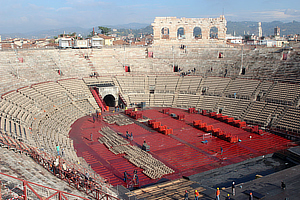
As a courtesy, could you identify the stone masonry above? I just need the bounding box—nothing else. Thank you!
[151,16,227,46]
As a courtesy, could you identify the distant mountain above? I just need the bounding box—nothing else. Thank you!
[0,27,91,39]
[105,23,150,30]
[1,21,299,39]
[0,23,150,39]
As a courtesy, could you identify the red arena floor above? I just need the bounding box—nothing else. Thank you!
[69,107,295,187]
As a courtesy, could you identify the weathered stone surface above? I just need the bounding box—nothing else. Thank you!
[151,16,227,46]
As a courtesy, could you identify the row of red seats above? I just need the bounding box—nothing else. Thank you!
[161,108,185,120]
[125,109,143,120]
[198,109,265,135]
[148,120,173,135]
[193,119,239,143]
[244,125,264,135]
[205,111,264,135]
[207,112,247,128]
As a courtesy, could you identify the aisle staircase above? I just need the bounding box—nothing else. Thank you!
[90,87,107,111]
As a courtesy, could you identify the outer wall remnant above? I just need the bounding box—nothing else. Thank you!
[151,16,227,46]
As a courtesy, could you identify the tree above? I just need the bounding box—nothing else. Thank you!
[87,31,94,38]
[98,26,111,35]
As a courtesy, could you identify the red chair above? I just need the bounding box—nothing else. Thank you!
[238,121,246,128]
[158,125,167,132]
[199,123,207,129]
[188,108,196,113]
[162,108,170,114]
[135,112,143,120]
[221,115,228,121]
[193,120,202,126]
[152,121,161,129]
[163,129,173,135]
[209,112,216,117]
[215,113,223,119]
[233,120,241,125]
[226,117,234,123]
[204,125,213,132]
[148,119,156,125]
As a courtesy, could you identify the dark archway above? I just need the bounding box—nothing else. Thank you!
[103,94,116,107]
[177,27,185,39]
[193,27,202,39]
[210,27,218,39]
[161,27,169,39]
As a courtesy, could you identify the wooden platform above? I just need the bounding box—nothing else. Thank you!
[126,178,205,200]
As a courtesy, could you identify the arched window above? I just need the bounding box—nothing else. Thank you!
[177,27,185,39]
[193,27,202,39]
[161,27,169,39]
[210,27,218,39]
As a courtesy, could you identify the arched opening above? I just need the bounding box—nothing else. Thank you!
[161,27,169,39]
[193,27,202,39]
[210,27,218,39]
[177,27,185,39]
[103,94,116,107]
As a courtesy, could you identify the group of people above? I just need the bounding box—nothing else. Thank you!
[125,131,133,141]
[180,68,197,77]
[32,149,101,193]
[56,144,64,157]
[124,169,139,186]
[183,181,258,200]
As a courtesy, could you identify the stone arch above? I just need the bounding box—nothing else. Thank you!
[161,27,170,39]
[103,94,116,107]
[177,27,185,39]
[193,27,202,39]
[210,26,218,39]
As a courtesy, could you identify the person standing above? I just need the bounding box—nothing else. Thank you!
[281,181,286,190]
[90,133,93,141]
[194,190,199,200]
[135,174,139,185]
[133,170,139,185]
[56,144,60,156]
[216,188,220,200]
[220,147,223,155]
[184,190,188,200]
[249,192,253,200]
[124,171,128,183]
[232,182,235,196]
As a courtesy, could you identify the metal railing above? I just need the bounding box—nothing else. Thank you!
[0,132,120,200]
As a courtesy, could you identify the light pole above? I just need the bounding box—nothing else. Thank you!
[123,45,126,68]
[172,46,175,71]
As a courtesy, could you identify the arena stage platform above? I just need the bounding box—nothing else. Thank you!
[69,107,295,188]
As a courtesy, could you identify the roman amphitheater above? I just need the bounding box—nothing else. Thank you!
[0,17,300,200]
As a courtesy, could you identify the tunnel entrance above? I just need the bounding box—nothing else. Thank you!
[103,94,116,107]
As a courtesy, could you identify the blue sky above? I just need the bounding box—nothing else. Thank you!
[0,0,299,33]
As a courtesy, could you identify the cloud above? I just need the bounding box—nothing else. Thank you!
[56,7,73,12]
[226,9,300,22]
[20,16,29,22]
[284,9,300,16]
[66,0,108,7]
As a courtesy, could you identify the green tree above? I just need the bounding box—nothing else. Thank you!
[98,26,111,35]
